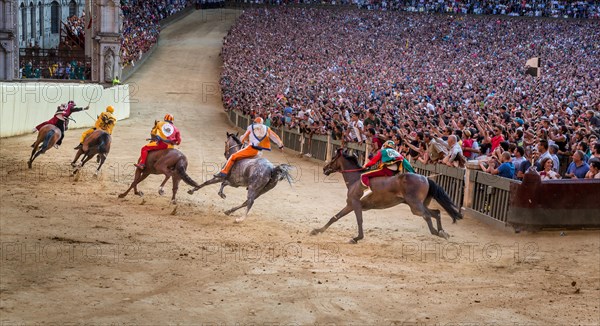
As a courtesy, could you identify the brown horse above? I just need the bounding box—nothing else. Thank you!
[311,149,462,243]
[71,130,111,176]
[28,125,61,169]
[118,149,200,204]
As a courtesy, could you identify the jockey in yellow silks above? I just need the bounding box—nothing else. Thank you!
[214,117,284,178]
[74,106,117,150]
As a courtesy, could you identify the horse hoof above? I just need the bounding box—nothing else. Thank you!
[439,230,450,240]
[118,194,126,199]
[218,192,226,199]
[70,162,77,168]
[27,162,32,169]
[348,239,358,244]
[159,189,165,196]
[136,191,144,197]
[224,210,233,216]
[310,229,320,236]
[187,189,195,195]
[170,200,177,205]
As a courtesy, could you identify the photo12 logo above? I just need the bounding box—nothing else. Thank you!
[398,241,540,263]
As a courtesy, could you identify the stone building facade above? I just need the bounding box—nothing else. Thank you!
[16,0,85,49]
[1,0,121,81]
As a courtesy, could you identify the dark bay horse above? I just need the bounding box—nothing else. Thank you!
[28,125,61,169]
[188,132,292,222]
[119,149,201,204]
[311,149,462,243]
[71,130,111,177]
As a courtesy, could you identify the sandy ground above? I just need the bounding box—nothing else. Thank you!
[1,9,599,326]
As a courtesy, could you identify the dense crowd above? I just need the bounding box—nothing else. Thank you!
[220,8,600,180]
[120,0,192,67]
[360,0,600,19]
[234,0,600,19]
[65,13,86,37]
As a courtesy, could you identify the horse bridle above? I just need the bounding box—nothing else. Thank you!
[224,138,242,157]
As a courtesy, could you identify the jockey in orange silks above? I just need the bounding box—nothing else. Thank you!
[214,117,284,178]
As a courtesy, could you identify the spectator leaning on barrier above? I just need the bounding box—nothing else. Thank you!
[565,150,590,179]
[484,152,515,179]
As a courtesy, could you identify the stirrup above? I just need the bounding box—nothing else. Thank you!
[74,144,82,150]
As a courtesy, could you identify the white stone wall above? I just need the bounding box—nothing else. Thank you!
[17,0,85,49]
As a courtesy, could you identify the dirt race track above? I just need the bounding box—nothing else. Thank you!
[1,9,599,326]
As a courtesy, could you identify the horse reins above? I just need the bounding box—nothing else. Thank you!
[340,168,365,173]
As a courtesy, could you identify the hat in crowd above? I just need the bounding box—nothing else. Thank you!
[515,118,524,125]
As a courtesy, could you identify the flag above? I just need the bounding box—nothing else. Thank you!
[525,57,541,77]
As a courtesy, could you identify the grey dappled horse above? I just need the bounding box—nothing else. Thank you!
[188,132,292,222]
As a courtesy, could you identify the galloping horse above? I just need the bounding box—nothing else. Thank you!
[119,149,200,204]
[71,130,111,176]
[28,125,61,169]
[311,149,462,243]
[188,132,292,222]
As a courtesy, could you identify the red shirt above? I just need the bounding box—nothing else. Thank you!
[491,135,504,151]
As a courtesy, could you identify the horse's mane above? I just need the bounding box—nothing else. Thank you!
[342,152,360,167]
[228,133,242,146]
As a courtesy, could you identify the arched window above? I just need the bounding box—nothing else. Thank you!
[21,2,27,42]
[30,2,36,39]
[39,2,43,36]
[50,1,59,34]
[69,0,77,17]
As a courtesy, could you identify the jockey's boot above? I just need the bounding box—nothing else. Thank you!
[32,128,38,133]
[214,172,227,179]
[359,183,371,198]
[134,163,145,170]
[74,143,83,150]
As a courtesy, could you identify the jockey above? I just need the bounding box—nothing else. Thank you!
[360,140,404,189]
[74,106,117,150]
[214,117,284,178]
[134,114,181,170]
[33,100,89,148]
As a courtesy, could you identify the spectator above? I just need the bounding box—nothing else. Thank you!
[539,158,561,180]
[484,152,515,179]
[585,160,600,179]
[565,150,590,179]
[439,135,464,167]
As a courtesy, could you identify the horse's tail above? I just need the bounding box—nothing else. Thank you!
[97,132,110,154]
[274,164,293,186]
[175,159,201,188]
[427,178,463,223]
[41,129,55,152]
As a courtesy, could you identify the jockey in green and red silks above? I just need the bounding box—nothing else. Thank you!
[360,140,404,189]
